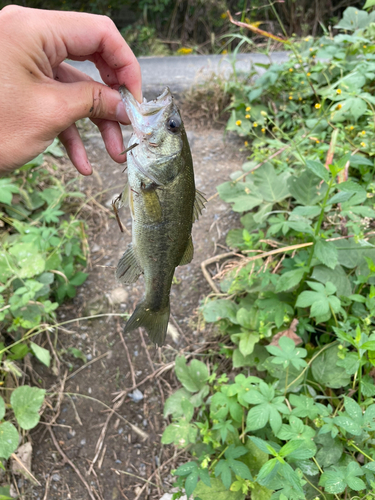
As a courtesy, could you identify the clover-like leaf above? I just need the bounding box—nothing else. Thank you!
[266,336,307,370]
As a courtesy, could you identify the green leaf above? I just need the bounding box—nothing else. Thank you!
[252,163,290,203]
[30,342,50,367]
[10,386,46,430]
[314,240,338,270]
[311,346,352,389]
[315,434,343,468]
[335,7,372,30]
[175,356,209,393]
[238,331,259,357]
[202,299,239,323]
[161,418,197,447]
[0,486,13,500]
[364,0,375,9]
[275,268,305,293]
[288,170,328,206]
[266,336,307,370]
[305,160,330,183]
[0,179,19,205]
[9,243,45,279]
[194,477,245,500]
[69,272,88,286]
[319,468,346,494]
[164,388,195,418]
[311,265,352,297]
[217,180,263,212]
[246,404,269,431]
[0,422,19,459]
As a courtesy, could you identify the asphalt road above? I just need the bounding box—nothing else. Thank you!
[68,52,289,98]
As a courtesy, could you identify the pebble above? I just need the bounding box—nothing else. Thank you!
[80,439,86,446]
[129,389,143,403]
[67,429,76,439]
[52,473,61,482]
[118,428,123,434]
[86,354,92,361]
[143,419,148,427]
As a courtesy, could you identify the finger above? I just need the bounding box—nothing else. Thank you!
[91,118,126,164]
[58,123,92,176]
[49,78,130,129]
[68,53,119,87]
[41,10,142,101]
[54,61,93,84]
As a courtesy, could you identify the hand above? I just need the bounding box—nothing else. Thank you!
[0,6,142,175]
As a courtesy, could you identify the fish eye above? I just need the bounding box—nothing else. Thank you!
[166,116,181,133]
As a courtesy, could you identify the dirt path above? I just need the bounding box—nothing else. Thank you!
[29,120,245,500]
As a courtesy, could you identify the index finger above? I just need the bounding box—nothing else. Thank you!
[41,9,142,101]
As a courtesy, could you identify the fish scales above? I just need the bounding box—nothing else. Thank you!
[116,86,205,345]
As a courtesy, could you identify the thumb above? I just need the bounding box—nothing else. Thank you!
[51,80,129,131]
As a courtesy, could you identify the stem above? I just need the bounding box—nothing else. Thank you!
[357,361,362,404]
[284,365,289,396]
[303,475,327,500]
[347,441,374,462]
[296,175,335,297]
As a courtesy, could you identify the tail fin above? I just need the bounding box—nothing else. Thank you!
[124,301,170,346]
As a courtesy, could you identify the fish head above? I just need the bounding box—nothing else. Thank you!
[119,86,184,162]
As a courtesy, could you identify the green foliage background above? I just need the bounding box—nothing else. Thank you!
[161,5,375,500]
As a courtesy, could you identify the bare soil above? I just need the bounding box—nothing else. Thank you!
[25,120,245,500]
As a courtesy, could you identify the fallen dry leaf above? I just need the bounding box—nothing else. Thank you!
[270,319,302,346]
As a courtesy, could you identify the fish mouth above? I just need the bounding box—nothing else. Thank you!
[119,86,173,138]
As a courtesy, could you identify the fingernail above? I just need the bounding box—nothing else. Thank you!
[116,101,129,124]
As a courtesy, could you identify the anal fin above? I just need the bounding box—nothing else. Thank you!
[193,189,207,222]
[116,244,143,284]
[179,236,194,266]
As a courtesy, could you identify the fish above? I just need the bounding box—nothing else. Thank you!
[116,86,206,346]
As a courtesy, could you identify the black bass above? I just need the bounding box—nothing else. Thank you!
[116,86,205,345]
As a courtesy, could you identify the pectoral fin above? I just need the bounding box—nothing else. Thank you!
[179,236,194,266]
[193,189,207,222]
[142,189,162,223]
[116,244,143,284]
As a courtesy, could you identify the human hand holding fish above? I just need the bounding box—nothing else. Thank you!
[0,5,141,175]
[115,86,206,346]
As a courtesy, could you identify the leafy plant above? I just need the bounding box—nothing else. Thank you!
[161,6,375,500]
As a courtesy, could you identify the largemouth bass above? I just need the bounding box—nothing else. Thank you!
[116,86,205,345]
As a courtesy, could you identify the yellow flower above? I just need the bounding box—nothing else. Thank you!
[245,114,251,119]
[289,68,294,72]
[249,21,262,28]
[236,120,242,126]
[299,97,302,101]
[244,141,248,146]
[315,103,321,109]
[312,55,316,58]
[336,104,342,109]
[261,128,266,133]
[177,47,193,55]
[363,45,367,48]
[362,130,366,135]
[307,72,311,76]
[350,126,354,130]
[316,140,320,144]
[301,81,305,84]
[221,49,228,55]
[336,88,342,94]
[253,122,258,127]
[309,48,313,52]
[221,12,227,19]
[361,142,366,147]
[304,37,310,42]
[260,111,267,116]
[320,43,324,47]
[246,106,251,111]
[289,96,293,100]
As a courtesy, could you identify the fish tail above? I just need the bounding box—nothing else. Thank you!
[124,301,170,346]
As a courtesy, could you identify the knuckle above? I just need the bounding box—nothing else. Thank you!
[1,4,23,18]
